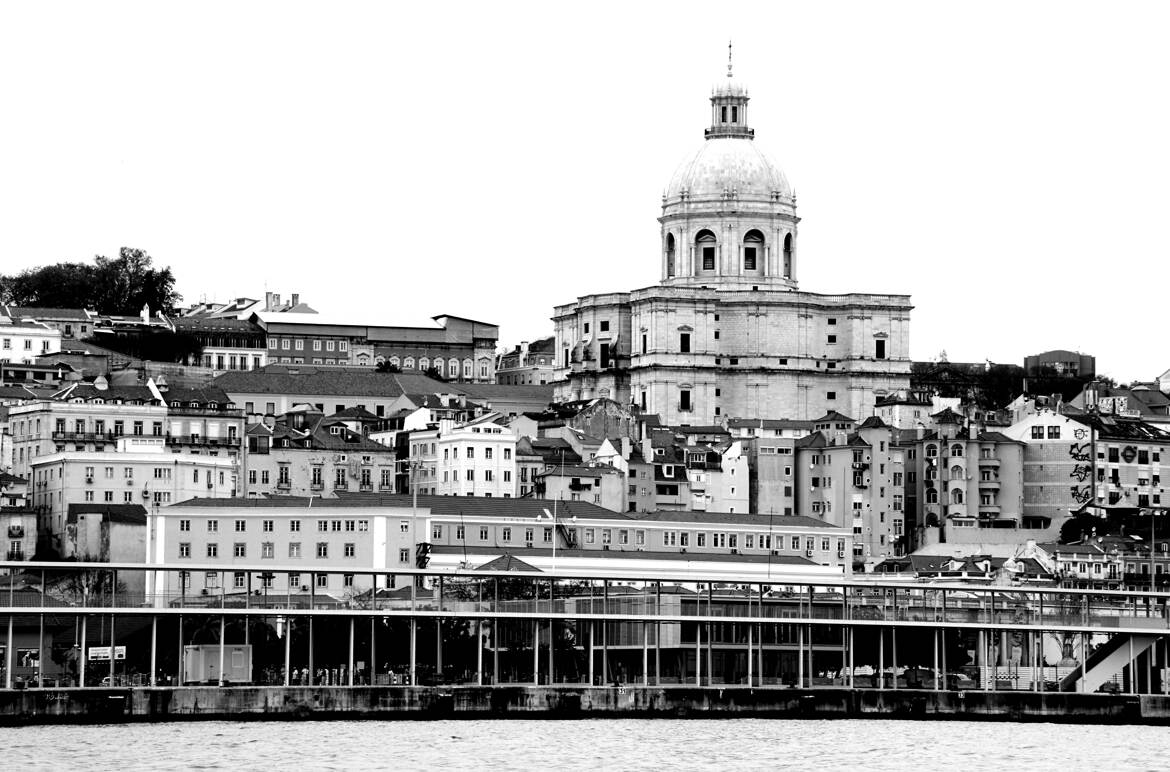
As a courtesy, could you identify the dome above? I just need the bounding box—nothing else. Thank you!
[664,137,791,202]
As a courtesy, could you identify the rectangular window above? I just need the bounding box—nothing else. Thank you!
[875,339,886,359]
[316,542,329,558]
[233,543,246,558]
[207,543,219,558]
[262,542,274,559]
[1047,426,1061,439]
[344,543,355,558]
[702,246,715,270]
[179,543,191,558]
[289,542,302,558]
[679,333,690,353]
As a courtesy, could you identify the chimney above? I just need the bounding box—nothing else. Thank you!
[621,436,631,459]
[291,293,300,308]
[264,291,275,311]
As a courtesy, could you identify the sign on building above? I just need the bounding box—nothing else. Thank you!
[88,646,126,661]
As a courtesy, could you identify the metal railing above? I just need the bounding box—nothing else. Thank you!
[1,560,1168,635]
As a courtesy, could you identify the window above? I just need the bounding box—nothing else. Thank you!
[289,542,302,558]
[316,574,329,588]
[875,339,886,359]
[233,543,246,558]
[344,543,355,558]
[179,543,191,558]
[827,391,836,400]
[827,335,837,344]
[179,519,191,532]
[316,543,329,558]
[207,520,219,533]
[679,389,691,412]
[262,542,274,559]
[1047,426,1061,440]
[1031,426,1045,439]
[679,333,690,353]
[235,519,246,532]
[207,543,218,558]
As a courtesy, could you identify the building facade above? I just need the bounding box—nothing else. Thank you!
[553,64,912,424]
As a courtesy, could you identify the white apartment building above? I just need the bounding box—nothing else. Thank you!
[0,317,61,364]
[410,414,518,498]
[31,436,236,550]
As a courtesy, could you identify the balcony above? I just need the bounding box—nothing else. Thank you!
[851,462,870,471]
[165,434,241,449]
[167,406,245,419]
[978,478,1001,490]
[5,550,24,561]
[334,482,349,492]
[568,481,593,492]
[978,456,1000,467]
[50,431,115,443]
[310,482,324,491]
[978,503,1001,514]
[276,480,292,491]
[7,526,24,539]
[359,483,374,492]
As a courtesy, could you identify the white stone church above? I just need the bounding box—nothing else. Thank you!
[553,61,912,424]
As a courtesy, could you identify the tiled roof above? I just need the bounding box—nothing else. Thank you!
[162,386,234,406]
[475,554,541,572]
[812,410,855,424]
[3,306,90,320]
[857,416,887,429]
[214,366,461,398]
[726,418,815,430]
[0,472,28,486]
[52,383,160,403]
[66,503,147,525]
[631,511,841,529]
[460,384,554,401]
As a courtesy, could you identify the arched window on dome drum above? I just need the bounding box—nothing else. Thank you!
[743,230,764,272]
[783,233,793,278]
[666,233,676,277]
[696,230,717,272]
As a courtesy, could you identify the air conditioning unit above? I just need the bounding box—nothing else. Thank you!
[838,550,846,558]
[126,479,134,486]
[805,549,814,557]
[85,477,93,484]
[300,585,309,591]
[207,482,213,489]
[771,550,779,556]
[730,548,739,555]
[680,547,687,554]
[603,545,610,550]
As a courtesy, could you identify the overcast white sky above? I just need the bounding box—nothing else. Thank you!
[2,2,1167,382]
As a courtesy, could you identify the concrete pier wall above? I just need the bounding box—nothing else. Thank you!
[0,686,1165,726]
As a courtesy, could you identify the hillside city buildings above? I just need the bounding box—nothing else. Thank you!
[1,59,1167,600]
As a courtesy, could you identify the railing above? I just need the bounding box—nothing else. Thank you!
[166,407,245,418]
[1,560,1169,636]
[165,434,241,448]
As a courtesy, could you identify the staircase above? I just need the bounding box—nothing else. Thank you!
[1059,633,1158,692]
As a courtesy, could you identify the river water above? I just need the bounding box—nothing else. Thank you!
[1,718,1165,771]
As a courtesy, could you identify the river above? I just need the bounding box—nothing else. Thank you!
[1,718,1164,770]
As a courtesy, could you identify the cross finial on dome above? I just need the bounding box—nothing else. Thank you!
[728,40,734,79]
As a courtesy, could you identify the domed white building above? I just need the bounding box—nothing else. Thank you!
[553,62,912,424]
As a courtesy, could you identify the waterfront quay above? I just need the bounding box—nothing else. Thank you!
[2,560,1170,724]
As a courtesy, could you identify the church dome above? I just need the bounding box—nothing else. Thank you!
[664,138,791,203]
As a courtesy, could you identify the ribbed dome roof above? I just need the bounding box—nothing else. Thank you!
[665,137,791,202]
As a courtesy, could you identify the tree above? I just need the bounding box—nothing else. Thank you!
[0,247,181,315]
[375,361,402,373]
[423,366,447,382]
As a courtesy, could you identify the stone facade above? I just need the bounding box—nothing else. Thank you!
[554,64,911,423]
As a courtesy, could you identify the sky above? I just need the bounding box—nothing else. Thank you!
[2,1,1168,383]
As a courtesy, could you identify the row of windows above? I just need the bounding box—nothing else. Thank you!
[83,490,171,503]
[436,446,512,461]
[269,337,350,352]
[177,518,370,533]
[431,524,845,554]
[178,542,359,559]
[1,338,51,351]
[177,571,358,591]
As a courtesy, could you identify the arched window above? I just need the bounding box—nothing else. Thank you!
[925,444,938,458]
[665,233,676,277]
[448,360,459,378]
[389,356,400,368]
[743,229,764,272]
[926,489,938,504]
[404,357,415,370]
[950,465,963,481]
[696,230,717,271]
[783,233,793,277]
[950,443,964,457]
[418,357,429,371]
[951,489,964,505]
